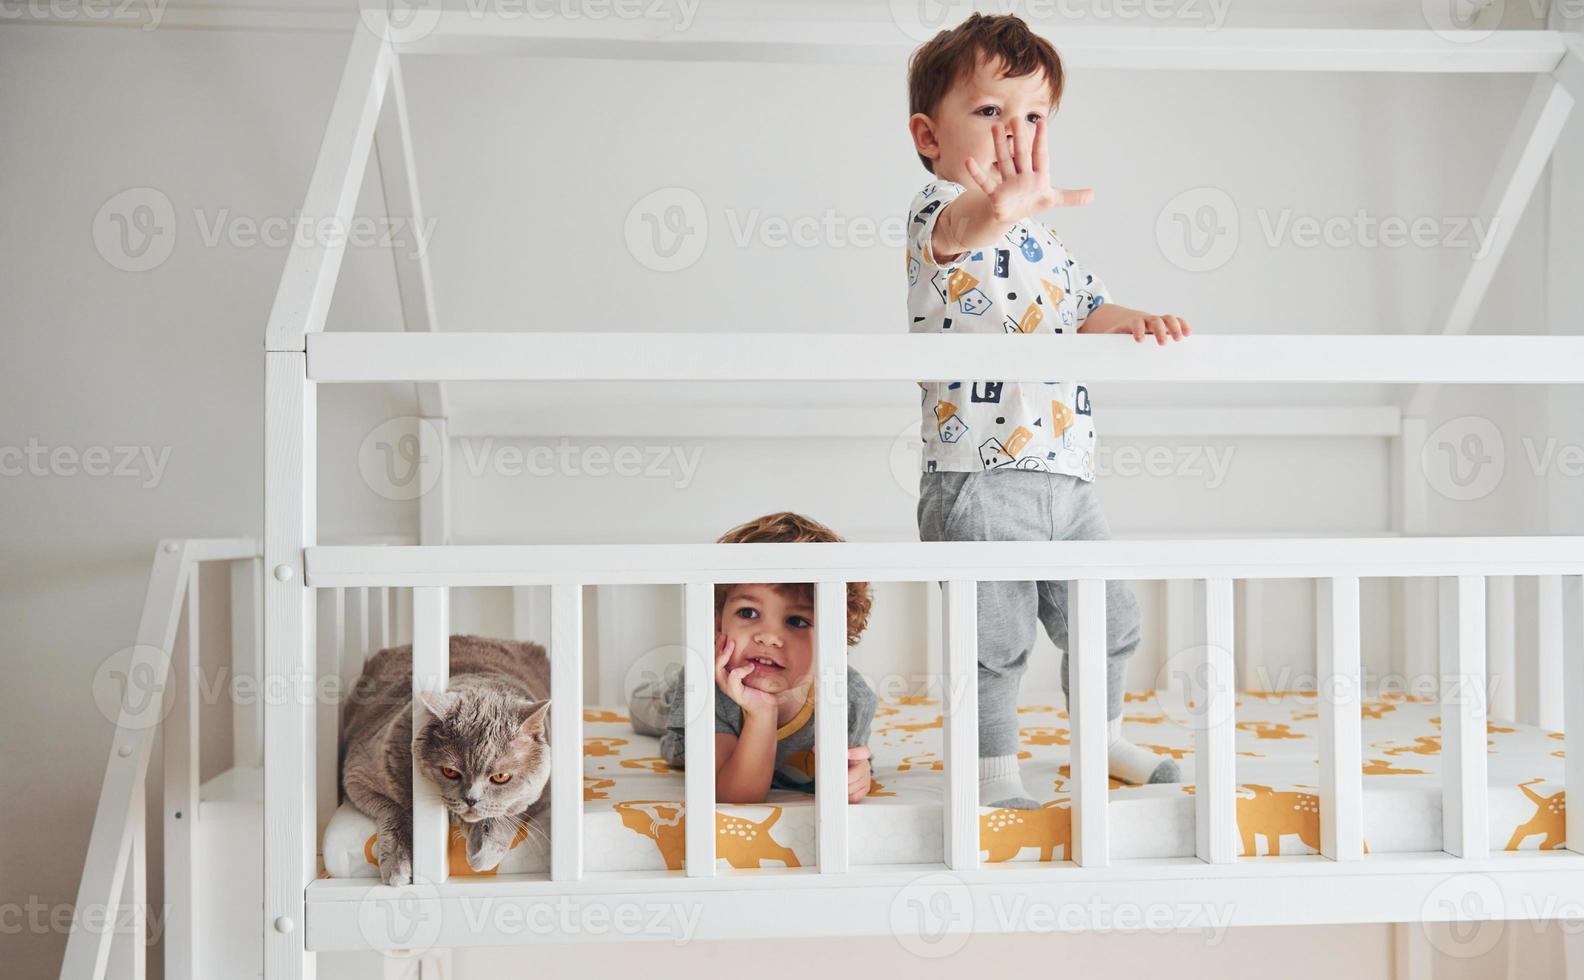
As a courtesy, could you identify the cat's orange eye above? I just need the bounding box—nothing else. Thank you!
[489,772,511,785]
[440,767,461,779]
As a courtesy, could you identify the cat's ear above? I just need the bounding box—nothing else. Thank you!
[520,700,551,744]
[418,690,458,720]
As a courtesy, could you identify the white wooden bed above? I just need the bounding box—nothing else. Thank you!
[61,4,1584,978]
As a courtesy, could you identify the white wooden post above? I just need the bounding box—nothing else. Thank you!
[683,582,716,876]
[412,587,450,883]
[370,586,391,653]
[1487,574,1517,723]
[923,580,943,688]
[230,557,264,768]
[1540,575,1565,731]
[814,581,849,873]
[1237,578,1260,690]
[1404,578,1438,701]
[263,352,317,980]
[1069,578,1109,867]
[512,586,549,644]
[1317,576,1364,861]
[942,579,979,870]
[1440,575,1489,858]
[419,418,450,546]
[1196,578,1237,863]
[593,585,670,705]
[392,587,412,646]
[550,584,583,881]
[342,586,369,698]
[162,572,199,980]
[1564,575,1584,856]
[316,588,344,837]
[1163,578,1197,705]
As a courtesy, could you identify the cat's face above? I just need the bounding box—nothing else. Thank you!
[414,692,551,823]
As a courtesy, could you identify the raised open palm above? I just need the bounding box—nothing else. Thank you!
[964,116,1092,224]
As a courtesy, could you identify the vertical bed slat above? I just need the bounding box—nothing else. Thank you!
[1487,575,1517,723]
[314,588,344,837]
[1440,575,1489,858]
[942,579,979,870]
[923,580,943,686]
[1196,577,1237,863]
[393,588,406,647]
[343,586,369,680]
[1317,576,1364,861]
[392,587,412,646]
[1539,575,1565,731]
[418,417,451,543]
[340,583,369,761]
[1163,579,1197,704]
[412,586,450,883]
[550,584,584,881]
[1563,575,1584,856]
[230,557,264,768]
[683,582,716,877]
[1069,578,1108,866]
[370,586,391,653]
[163,572,199,980]
[815,581,849,873]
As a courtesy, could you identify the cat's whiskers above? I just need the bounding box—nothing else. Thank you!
[507,810,551,851]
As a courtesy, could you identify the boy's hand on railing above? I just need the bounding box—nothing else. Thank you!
[715,632,780,721]
[1077,302,1192,345]
[847,745,873,803]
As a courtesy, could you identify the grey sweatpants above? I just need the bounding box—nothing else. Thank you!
[918,468,1142,757]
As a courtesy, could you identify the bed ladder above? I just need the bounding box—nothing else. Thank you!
[60,538,261,980]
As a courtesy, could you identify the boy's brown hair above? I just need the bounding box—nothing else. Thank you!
[907,13,1066,174]
[714,511,873,647]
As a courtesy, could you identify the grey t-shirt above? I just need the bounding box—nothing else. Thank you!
[656,666,877,793]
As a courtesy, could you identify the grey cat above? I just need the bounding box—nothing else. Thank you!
[341,634,553,885]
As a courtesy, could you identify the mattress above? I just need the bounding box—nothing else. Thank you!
[320,690,1567,877]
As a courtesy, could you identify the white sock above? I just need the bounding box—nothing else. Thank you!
[1108,714,1180,785]
[979,754,1040,809]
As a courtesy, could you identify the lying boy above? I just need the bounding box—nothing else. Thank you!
[629,511,878,803]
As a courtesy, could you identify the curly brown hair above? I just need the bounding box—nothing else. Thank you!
[906,13,1065,174]
[713,511,873,647]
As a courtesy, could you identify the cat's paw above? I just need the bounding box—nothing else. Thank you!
[377,834,413,886]
[466,819,512,872]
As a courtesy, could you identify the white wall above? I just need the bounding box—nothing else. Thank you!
[2,0,1578,977]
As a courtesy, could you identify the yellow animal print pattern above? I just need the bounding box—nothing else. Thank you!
[982,803,1071,862]
[333,688,1566,879]
[611,801,801,871]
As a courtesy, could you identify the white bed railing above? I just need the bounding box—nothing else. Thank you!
[296,540,1584,953]
[304,332,1584,384]
[57,542,1584,965]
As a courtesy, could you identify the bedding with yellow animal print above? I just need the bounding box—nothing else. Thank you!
[317,690,1564,876]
